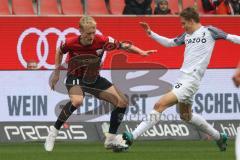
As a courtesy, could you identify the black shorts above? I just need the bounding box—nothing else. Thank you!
[65,75,113,97]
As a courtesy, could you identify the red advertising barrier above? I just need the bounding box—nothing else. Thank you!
[0,16,239,70]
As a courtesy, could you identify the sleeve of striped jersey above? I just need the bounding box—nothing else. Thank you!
[107,36,120,47]
[226,34,240,44]
[150,31,184,47]
[100,35,118,44]
[102,35,121,49]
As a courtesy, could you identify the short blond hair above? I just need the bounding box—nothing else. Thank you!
[79,16,97,30]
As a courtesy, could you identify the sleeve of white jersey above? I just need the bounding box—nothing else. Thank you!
[149,31,185,47]
[226,34,240,44]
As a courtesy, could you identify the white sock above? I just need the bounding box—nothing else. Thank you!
[236,127,240,160]
[132,110,161,139]
[189,113,220,140]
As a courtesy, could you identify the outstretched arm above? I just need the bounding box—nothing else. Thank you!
[51,48,63,90]
[139,22,183,47]
[120,42,157,56]
[150,31,179,47]
[207,27,240,87]
[226,34,240,44]
[208,26,240,44]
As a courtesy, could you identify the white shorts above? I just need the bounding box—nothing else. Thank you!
[172,72,201,105]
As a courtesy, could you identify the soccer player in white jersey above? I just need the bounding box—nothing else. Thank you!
[122,7,240,151]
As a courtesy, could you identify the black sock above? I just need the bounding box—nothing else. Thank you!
[54,101,77,130]
[109,107,126,134]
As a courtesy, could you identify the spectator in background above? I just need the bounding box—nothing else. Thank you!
[214,0,232,14]
[105,0,113,14]
[201,0,216,13]
[27,60,38,70]
[229,0,240,14]
[201,0,240,15]
[123,0,152,15]
[154,0,171,15]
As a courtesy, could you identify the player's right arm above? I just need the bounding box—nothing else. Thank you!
[51,43,68,90]
[139,22,185,47]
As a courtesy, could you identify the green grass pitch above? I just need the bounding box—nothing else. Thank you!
[0,140,235,160]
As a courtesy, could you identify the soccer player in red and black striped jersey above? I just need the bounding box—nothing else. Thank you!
[44,16,156,152]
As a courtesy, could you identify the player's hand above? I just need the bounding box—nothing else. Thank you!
[51,72,60,90]
[139,22,151,35]
[140,50,157,56]
[232,68,240,88]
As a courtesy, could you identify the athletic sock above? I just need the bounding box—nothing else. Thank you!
[108,107,126,134]
[54,101,77,130]
[188,113,220,140]
[132,110,160,139]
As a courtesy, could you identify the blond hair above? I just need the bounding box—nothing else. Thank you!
[79,16,97,30]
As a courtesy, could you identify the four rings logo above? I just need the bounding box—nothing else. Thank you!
[17,27,102,69]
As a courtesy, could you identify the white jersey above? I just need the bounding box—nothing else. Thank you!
[150,25,240,80]
[180,26,214,75]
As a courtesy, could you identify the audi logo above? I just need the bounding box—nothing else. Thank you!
[17,27,103,69]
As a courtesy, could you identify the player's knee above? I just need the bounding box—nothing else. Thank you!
[70,96,83,107]
[71,100,82,108]
[154,101,166,112]
[117,98,129,108]
[180,113,192,122]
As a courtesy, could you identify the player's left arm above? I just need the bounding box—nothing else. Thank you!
[120,42,157,56]
[208,27,240,87]
[103,36,157,56]
[226,34,240,44]
[208,26,240,44]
